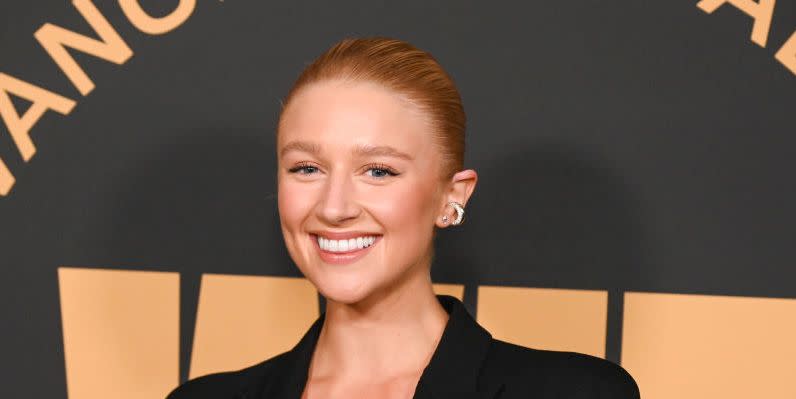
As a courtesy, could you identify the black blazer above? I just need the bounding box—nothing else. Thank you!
[167,295,640,398]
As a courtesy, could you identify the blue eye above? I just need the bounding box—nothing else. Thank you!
[365,164,399,178]
[288,164,319,174]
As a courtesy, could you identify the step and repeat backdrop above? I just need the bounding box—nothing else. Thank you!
[1,1,795,398]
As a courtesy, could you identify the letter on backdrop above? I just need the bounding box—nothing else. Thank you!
[0,73,76,161]
[697,0,776,47]
[0,158,14,196]
[119,0,196,35]
[774,31,796,75]
[35,0,133,96]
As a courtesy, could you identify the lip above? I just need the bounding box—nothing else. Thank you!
[310,232,382,265]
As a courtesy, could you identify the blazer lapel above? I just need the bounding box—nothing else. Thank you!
[412,295,505,399]
[245,314,325,399]
[240,295,505,399]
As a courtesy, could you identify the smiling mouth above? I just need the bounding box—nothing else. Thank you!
[315,234,379,252]
[310,233,382,264]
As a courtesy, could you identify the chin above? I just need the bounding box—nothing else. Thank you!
[314,277,376,305]
[313,266,419,308]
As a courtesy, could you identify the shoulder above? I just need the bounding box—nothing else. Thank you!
[165,352,289,399]
[482,339,640,398]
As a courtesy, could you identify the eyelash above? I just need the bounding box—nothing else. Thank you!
[365,163,400,178]
[287,162,400,178]
[287,162,320,175]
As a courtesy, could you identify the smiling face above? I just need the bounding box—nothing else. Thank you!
[277,80,447,304]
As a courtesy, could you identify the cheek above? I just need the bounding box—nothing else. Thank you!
[277,179,316,233]
[365,178,438,240]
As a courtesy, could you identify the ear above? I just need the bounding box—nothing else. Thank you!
[436,169,478,228]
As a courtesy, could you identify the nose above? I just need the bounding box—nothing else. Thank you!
[316,170,361,225]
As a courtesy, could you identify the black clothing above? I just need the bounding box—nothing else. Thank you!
[167,295,639,398]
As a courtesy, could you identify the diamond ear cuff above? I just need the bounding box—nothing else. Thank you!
[446,201,465,226]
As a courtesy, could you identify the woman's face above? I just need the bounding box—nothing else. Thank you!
[277,80,447,304]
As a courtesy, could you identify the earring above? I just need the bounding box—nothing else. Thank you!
[447,201,465,226]
[441,215,449,224]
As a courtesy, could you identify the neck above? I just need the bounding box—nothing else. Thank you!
[308,266,449,381]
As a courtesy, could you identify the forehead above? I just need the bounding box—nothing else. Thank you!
[278,80,434,155]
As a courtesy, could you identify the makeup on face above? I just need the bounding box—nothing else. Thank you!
[276,81,442,303]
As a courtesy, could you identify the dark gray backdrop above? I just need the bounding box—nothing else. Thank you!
[1,1,794,397]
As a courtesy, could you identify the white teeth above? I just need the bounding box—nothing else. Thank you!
[317,235,378,252]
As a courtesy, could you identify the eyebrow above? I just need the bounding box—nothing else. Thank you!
[279,141,321,158]
[353,144,414,160]
[280,140,414,160]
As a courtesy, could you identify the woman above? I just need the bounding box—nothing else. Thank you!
[168,37,639,399]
